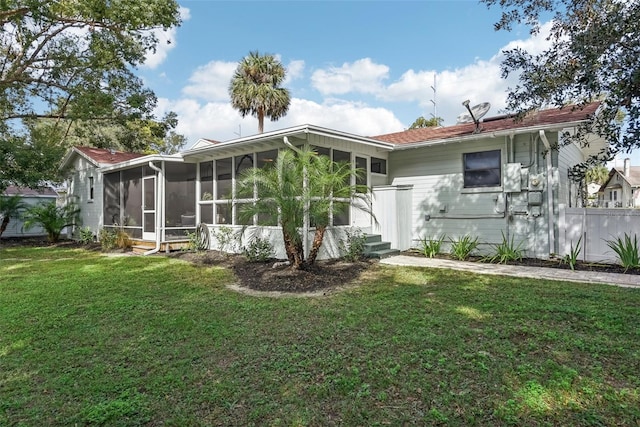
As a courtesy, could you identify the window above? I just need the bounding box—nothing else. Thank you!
[88,176,94,201]
[371,157,387,174]
[355,157,367,192]
[463,150,501,188]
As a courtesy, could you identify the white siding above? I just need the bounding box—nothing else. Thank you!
[67,156,102,238]
[387,134,556,258]
[2,195,58,237]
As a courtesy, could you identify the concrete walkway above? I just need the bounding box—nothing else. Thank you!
[379,255,640,289]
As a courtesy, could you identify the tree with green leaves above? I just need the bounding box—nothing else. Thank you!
[409,116,444,129]
[481,0,639,173]
[585,165,610,185]
[236,146,373,269]
[0,194,26,239]
[229,51,291,134]
[22,200,80,243]
[0,0,182,191]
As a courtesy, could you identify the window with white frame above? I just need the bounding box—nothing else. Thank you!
[463,150,501,188]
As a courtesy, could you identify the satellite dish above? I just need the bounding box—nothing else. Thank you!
[456,101,491,124]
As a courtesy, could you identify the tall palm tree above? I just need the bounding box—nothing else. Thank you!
[0,195,26,239]
[236,146,373,269]
[229,51,291,134]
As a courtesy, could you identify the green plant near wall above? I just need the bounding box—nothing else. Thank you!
[22,201,80,243]
[605,233,640,272]
[419,235,446,258]
[338,228,367,262]
[486,231,524,264]
[562,236,582,271]
[449,235,479,261]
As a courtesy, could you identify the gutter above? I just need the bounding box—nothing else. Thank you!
[144,161,163,256]
[538,130,555,257]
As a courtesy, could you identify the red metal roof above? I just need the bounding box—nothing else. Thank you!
[371,103,601,145]
[74,146,145,165]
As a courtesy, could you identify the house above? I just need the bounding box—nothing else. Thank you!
[64,103,605,260]
[60,147,147,238]
[597,159,640,208]
[1,185,59,238]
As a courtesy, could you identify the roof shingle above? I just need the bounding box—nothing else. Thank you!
[371,103,601,145]
[75,146,145,165]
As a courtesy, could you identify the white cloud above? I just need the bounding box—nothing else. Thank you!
[285,60,305,84]
[142,6,190,69]
[311,58,389,96]
[157,96,404,147]
[181,60,237,101]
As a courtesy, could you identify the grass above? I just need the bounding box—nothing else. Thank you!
[1,246,640,426]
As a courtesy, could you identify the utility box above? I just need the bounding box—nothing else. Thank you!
[504,163,522,192]
[528,173,544,191]
[528,191,543,206]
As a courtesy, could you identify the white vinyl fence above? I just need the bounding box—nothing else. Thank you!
[560,207,640,264]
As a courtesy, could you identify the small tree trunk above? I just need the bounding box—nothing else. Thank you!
[0,217,9,238]
[306,226,326,266]
[283,230,304,269]
[258,109,264,134]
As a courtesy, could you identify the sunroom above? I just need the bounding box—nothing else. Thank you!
[181,125,394,259]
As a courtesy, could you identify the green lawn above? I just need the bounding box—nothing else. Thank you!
[1,246,639,426]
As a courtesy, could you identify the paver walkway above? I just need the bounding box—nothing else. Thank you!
[380,255,640,289]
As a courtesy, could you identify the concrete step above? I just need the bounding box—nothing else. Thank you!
[367,248,401,259]
[364,233,382,244]
[364,241,391,253]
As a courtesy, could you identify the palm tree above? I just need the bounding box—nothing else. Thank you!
[236,146,373,269]
[229,51,291,134]
[22,201,80,243]
[0,195,26,239]
[585,165,610,185]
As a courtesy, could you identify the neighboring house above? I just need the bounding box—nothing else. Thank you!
[64,103,606,260]
[597,159,640,208]
[61,147,146,238]
[1,185,58,238]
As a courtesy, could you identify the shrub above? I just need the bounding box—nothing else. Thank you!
[78,227,95,245]
[486,231,523,264]
[339,228,367,262]
[562,236,582,271]
[419,235,445,258]
[243,236,274,262]
[99,228,117,251]
[22,201,80,243]
[605,233,639,272]
[99,227,131,251]
[212,225,236,255]
[450,235,479,261]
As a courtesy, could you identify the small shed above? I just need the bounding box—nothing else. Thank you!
[1,186,59,238]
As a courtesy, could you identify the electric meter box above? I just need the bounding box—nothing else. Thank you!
[528,174,544,191]
[528,191,543,206]
[504,163,522,192]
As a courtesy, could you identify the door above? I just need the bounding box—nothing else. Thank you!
[143,176,156,240]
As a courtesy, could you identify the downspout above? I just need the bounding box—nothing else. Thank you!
[538,130,555,256]
[144,161,163,256]
[283,136,309,258]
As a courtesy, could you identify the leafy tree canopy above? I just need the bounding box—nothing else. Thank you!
[0,0,183,191]
[229,51,291,134]
[409,116,443,129]
[481,0,639,171]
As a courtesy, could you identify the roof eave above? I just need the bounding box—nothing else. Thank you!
[98,154,183,173]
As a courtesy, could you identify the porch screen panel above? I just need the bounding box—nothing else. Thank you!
[165,163,196,228]
[122,168,142,228]
[200,161,213,200]
[235,154,254,198]
[355,156,367,191]
[333,201,350,226]
[103,172,120,225]
[216,158,232,199]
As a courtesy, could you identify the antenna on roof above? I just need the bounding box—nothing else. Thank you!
[430,74,437,121]
[456,100,491,133]
[234,125,241,138]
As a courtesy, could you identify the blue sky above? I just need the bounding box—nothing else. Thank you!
[137,0,638,166]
